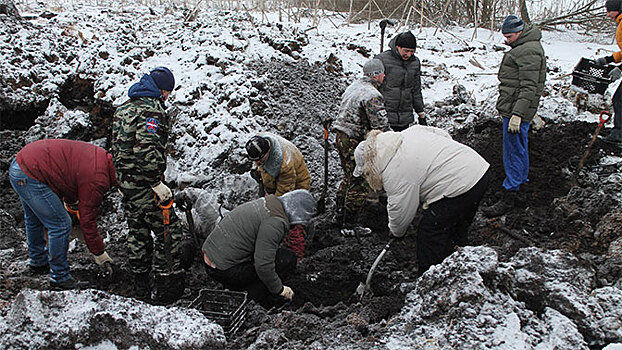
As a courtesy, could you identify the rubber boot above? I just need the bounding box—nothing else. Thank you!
[482,191,516,218]
[152,271,185,304]
[133,272,151,301]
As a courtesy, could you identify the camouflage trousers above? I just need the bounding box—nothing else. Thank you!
[118,181,183,275]
[335,131,370,222]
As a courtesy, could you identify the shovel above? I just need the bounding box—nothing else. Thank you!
[317,118,332,214]
[573,110,612,182]
[355,238,394,299]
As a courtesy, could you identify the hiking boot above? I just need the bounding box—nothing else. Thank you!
[49,277,90,291]
[133,272,151,300]
[602,129,622,147]
[28,263,49,275]
[482,192,516,218]
[152,271,185,304]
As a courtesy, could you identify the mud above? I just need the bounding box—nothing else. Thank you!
[1,59,621,349]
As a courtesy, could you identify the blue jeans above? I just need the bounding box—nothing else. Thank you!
[9,159,72,282]
[502,117,530,191]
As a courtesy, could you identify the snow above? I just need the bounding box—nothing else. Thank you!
[2,1,622,348]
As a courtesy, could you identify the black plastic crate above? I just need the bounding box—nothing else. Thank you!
[189,289,248,337]
[571,58,613,94]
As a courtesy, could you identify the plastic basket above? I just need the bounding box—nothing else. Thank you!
[571,58,612,95]
[189,289,249,337]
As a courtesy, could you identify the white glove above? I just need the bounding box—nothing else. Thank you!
[280,285,294,300]
[508,115,521,134]
[151,182,172,202]
[93,251,113,266]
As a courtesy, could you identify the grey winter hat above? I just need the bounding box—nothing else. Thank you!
[606,0,622,12]
[279,189,316,225]
[502,15,524,34]
[363,59,385,77]
[352,141,366,177]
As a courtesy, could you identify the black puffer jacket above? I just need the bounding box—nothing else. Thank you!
[375,33,424,130]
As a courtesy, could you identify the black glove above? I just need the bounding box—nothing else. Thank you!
[418,117,427,126]
[596,56,614,66]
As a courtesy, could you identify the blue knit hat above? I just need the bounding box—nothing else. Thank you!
[502,15,524,34]
[149,66,175,91]
[606,0,622,12]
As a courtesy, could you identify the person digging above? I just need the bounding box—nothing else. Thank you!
[201,189,315,308]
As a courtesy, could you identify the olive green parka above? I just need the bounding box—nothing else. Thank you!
[496,25,547,122]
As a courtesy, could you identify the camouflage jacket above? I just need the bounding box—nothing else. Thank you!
[111,97,169,187]
[333,77,390,140]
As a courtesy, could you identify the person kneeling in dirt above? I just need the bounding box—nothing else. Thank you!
[353,128,490,275]
[245,133,311,261]
[333,58,391,233]
[201,189,315,307]
[9,139,117,290]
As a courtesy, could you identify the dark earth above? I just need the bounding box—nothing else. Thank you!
[1,58,622,349]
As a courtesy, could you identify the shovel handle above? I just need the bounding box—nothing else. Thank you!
[599,111,612,127]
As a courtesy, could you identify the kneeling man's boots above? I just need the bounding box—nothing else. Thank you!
[153,270,185,304]
[482,191,516,218]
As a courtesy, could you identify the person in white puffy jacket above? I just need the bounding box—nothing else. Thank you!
[353,127,490,275]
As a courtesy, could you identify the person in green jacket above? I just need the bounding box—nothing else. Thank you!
[201,189,315,307]
[484,15,546,217]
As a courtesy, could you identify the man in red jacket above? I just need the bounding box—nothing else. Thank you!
[9,139,117,290]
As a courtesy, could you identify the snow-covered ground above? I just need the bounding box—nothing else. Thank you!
[1,1,622,349]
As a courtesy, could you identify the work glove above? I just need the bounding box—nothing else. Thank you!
[609,67,622,81]
[280,285,294,301]
[595,57,609,66]
[508,115,522,134]
[417,112,427,126]
[93,251,114,278]
[152,182,173,202]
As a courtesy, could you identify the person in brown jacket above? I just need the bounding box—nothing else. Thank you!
[245,132,311,261]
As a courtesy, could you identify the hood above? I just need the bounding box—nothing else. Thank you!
[278,189,316,225]
[353,130,403,191]
[258,132,284,178]
[128,74,163,99]
[509,24,542,48]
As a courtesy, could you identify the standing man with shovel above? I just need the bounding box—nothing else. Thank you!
[595,0,622,147]
[333,58,391,232]
[112,66,185,304]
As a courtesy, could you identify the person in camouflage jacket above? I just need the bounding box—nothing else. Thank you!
[111,66,184,303]
[332,58,391,230]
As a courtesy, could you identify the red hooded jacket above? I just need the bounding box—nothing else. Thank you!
[16,139,117,255]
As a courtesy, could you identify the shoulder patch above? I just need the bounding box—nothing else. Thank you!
[145,117,159,134]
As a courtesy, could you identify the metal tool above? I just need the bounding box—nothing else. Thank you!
[379,19,396,54]
[355,238,394,299]
[176,195,200,248]
[157,197,174,272]
[573,110,612,182]
[317,118,332,214]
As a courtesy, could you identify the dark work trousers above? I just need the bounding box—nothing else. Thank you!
[613,82,622,134]
[206,248,297,307]
[417,170,490,275]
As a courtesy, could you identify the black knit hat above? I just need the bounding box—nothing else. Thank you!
[245,136,270,161]
[395,31,416,49]
[606,0,622,12]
